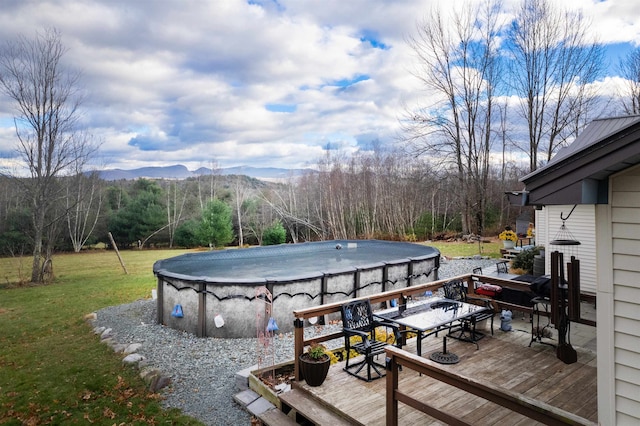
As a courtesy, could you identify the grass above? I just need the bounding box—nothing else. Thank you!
[0,240,501,424]
[426,239,502,259]
[0,249,203,425]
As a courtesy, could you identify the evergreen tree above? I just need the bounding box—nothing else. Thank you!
[262,221,286,246]
[108,179,166,247]
[198,199,234,248]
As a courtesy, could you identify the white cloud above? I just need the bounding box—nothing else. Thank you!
[0,0,638,171]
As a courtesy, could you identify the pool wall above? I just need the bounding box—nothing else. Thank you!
[154,241,440,338]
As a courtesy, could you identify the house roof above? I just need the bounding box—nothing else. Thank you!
[520,115,640,206]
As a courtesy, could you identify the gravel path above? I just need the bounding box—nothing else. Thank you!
[92,257,498,425]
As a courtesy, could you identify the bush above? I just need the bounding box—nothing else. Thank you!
[174,219,201,248]
[511,246,541,274]
[262,221,286,246]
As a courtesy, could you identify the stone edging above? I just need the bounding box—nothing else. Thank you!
[84,312,171,392]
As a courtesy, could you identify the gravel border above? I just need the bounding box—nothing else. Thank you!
[92,257,499,425]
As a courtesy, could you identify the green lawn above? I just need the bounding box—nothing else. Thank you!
[425,239,501,259]
[0,241,500,424]
[0,249,202,425]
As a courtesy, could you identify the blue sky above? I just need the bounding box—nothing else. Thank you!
[0,0,639,173]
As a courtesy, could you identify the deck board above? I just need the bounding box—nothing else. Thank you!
[296,319,597,425]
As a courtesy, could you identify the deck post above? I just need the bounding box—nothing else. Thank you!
[293,318,304,381]
[386,350,399,426]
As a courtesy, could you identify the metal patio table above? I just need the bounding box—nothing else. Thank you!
[374,297,491,357]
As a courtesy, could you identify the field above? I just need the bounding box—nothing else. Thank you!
[0,249,201,425]
[0,240,501,424]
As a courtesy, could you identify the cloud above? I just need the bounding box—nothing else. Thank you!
[0,0,638,172]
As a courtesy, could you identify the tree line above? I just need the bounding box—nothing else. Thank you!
[0,147,524,257]
[4,0,640,283]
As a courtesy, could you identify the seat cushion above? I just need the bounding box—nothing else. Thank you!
[476,283,502,297]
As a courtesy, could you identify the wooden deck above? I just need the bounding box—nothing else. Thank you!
[294,320,597,425]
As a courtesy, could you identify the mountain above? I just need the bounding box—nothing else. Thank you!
[96,164,312,181]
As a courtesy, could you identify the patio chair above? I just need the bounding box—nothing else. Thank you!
[442,279,495,348]
[496,261,509,274]
[341,299,401,382]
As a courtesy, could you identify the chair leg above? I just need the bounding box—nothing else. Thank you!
[344,344,351,369]
[448,320,481,349]
[344,351,387,382]
[368,354,386,381]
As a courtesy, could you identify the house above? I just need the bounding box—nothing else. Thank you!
[519,115,640,424]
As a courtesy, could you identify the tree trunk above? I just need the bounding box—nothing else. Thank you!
[30,204,46,283]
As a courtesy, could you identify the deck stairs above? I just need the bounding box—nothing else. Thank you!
[259,385,360,426]
[500,248,518,263]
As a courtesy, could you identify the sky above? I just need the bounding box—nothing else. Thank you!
[0,0,639,173]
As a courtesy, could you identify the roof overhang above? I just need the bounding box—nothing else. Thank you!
[519,118,640,206]
[505,191,529,206]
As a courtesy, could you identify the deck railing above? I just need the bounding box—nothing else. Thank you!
[384,345,595,425]
[292,276,453,381]
[292,272,596,424]
[292,273,536,381]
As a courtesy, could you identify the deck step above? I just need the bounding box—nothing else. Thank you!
[258,407,298,426]
[279,388,357,426]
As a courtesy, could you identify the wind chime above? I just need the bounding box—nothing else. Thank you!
[549,205,581,364]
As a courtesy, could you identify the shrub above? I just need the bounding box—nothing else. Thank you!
[262,221,286,246]
[512,246,541,274]
[174,219,201,248]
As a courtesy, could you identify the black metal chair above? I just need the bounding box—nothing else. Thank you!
[442,279,495,348]
[341,299,401,382]
[496,261,509,274]
[471,267,484,291]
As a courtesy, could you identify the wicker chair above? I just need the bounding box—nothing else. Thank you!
[341,299,401,381]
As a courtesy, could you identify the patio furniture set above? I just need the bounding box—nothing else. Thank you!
[340,279,495,382]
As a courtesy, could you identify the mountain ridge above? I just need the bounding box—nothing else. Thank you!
[96,164,311,181]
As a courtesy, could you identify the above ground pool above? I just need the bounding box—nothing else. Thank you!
[153,240,440,338]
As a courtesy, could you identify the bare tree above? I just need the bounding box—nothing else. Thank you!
[509,0,603,171]
[618,47,640,115]
[0,28,97,282]
[260,184,322,243]
[196,160,220,210]
[165,180,188,248]
[66,171,104,252]
[404,0,502,234]
[233,174,250,246]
